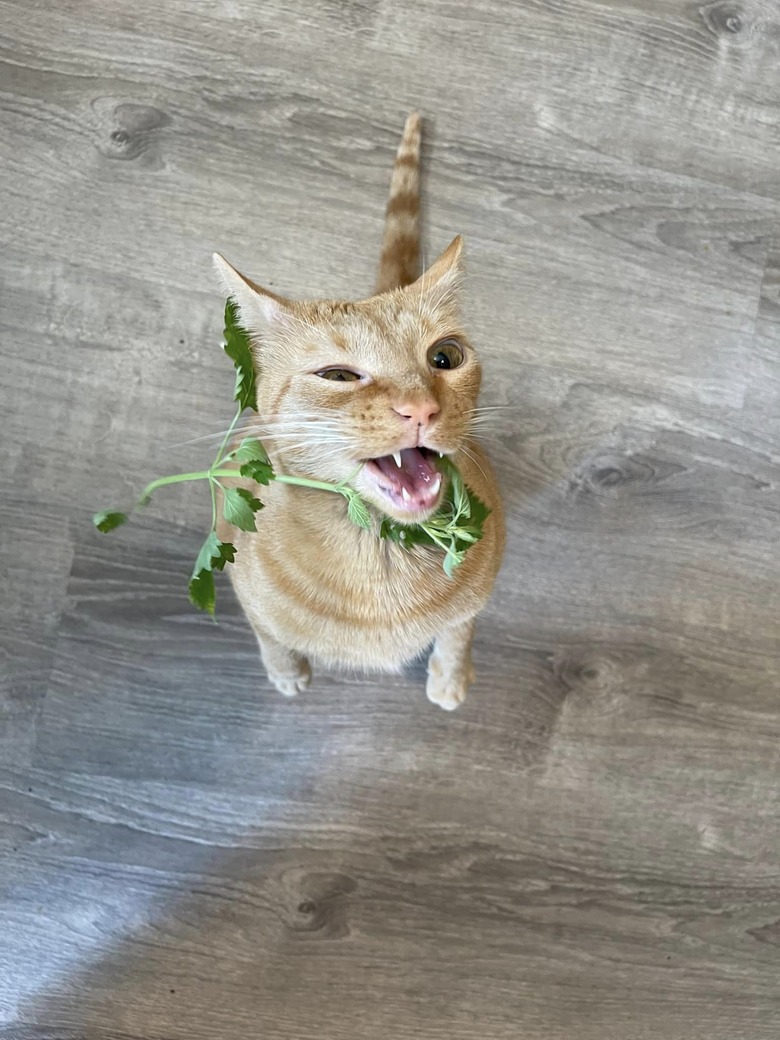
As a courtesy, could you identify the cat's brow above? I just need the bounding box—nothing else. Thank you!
[292,311,351,353]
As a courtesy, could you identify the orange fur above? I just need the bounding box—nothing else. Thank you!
[212,115,504,710]
[376,112,421,293]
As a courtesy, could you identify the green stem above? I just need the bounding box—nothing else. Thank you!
[337,463,365,488]
[137,459,332,503]
[207,468,348,497]
[209,476,218,529]
[274,474,352,495]
[137,467,356,507]
[214,404,243,468]
[137,470,216,504]
[418,525,453,553]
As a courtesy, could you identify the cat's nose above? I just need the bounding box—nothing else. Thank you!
[392,398,440,427]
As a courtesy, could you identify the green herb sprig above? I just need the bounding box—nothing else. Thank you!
[380,455,490,578]
[94,301,489,613]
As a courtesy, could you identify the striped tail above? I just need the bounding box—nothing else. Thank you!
[375,112,422,294]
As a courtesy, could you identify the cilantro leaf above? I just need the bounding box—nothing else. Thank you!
[222,487,259,531]
[211,540,237,571]
[192,531,220,576]
[223,299,257,412]
[189,568,216,614]
[239,459,274,485]
[188,533,237,614]
[381,516,439,552]
[443,548,465,578]
[192,532,236,575]
[346,492,372,530]
[235,437,274,484]
[379,517,404,544]
[461,490,490,543]
[235,486,264,513]
[235,437,270,464]
[93,510,129,533]
[452,528,478,544]
[445,460,470,520]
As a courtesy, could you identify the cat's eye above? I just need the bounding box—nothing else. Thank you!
[427,338,464,371]
[316,368,362,382]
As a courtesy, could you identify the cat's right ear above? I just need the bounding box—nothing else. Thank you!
[212,253,292,335]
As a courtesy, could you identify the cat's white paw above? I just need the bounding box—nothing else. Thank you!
[426,649,473,711]
[269,661,312,698]
[426,673,469,711]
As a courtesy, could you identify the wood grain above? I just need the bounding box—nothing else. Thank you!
[1,0,780,1037]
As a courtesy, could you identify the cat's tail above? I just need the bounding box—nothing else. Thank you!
[375,112,421,294]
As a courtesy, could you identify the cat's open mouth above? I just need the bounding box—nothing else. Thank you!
[364,447,443,514]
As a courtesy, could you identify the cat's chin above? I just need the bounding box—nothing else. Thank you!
[361,447,444,520]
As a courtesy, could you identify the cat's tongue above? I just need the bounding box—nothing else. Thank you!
[369,448,442,511]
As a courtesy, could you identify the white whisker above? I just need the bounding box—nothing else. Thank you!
[467,414,502,427]
[168,425,260,448]
[168,415,351,450]
[459,444,489,481]
[467,422,501,435]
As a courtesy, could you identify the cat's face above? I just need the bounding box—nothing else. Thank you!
[215,238,479,522]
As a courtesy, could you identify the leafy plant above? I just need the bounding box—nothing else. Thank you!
[380,457,490,577]
[94,300,490,613]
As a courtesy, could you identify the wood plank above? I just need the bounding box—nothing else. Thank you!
[1,0,779,1036]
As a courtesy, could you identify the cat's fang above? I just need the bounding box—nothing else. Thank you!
[365,447,444,513]
[393,452,402,467]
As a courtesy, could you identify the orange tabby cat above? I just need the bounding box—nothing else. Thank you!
[213,114,504,710]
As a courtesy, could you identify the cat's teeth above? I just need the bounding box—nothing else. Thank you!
[438,452,444,458]
[431,475,441,494]
[402,488,411,502]
[392,452,402,467]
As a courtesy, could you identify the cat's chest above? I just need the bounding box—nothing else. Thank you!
[276,513,453,611]
[227,480,497,669]
[241,495,480,623]
[236,518,476,668]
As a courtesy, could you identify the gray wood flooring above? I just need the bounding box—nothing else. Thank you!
[2,1,780,1037]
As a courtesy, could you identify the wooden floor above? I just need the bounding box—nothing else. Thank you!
[2,1,780,1036]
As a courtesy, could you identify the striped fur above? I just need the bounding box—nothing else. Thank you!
[375,112,422,294]
[213,116,504,710]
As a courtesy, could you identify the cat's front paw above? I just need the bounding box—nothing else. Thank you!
[425,662,472,711]
[269,660,312,698]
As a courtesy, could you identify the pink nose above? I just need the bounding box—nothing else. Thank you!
[393,398,440,427]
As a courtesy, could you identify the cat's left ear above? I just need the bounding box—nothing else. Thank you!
[407,235,464,308]
[212,253,293,335]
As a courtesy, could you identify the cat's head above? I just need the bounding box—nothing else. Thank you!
[213,237,480,523]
